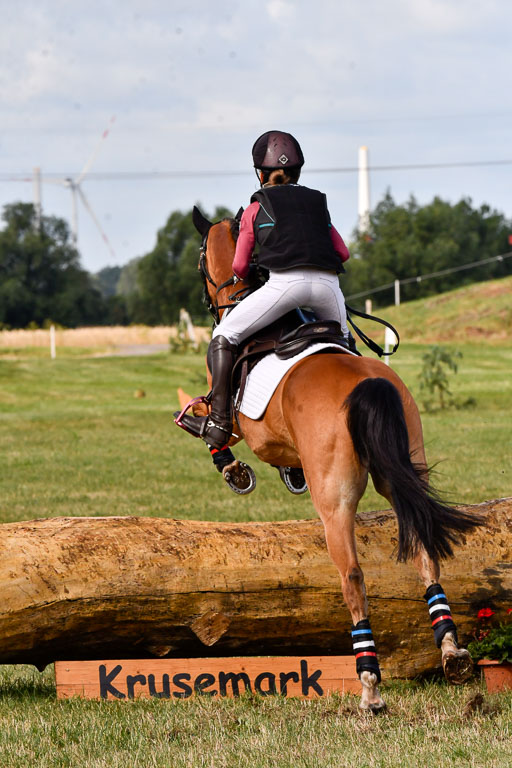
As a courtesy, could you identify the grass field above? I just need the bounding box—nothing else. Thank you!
[1,666,512,768]
[1,278,511,767]
[1,342,510,524]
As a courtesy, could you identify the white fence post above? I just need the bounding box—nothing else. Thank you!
[50,325,56,359]
[394,279,400,306]
[365,299,372,314]
[383,326,397,367]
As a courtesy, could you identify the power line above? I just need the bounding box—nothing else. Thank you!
[2,158,512,182]
[345,250,512,301]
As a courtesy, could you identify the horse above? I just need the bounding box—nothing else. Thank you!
[178,207,480,711]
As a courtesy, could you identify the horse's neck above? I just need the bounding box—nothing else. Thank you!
[208,221,242,322]
[210,221,236,283]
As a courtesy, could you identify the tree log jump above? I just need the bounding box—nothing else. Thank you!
[1,497,509,678]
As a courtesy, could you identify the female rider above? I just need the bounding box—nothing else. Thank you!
[184,130,351,450]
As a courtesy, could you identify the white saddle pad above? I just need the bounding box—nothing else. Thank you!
[236,343,356,420]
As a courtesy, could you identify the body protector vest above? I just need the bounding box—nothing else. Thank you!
[250,185,343,273]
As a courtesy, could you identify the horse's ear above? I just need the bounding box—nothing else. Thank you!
[235,206,244,222]
[192,206,212,237]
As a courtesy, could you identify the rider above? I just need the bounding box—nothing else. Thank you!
[184,130,351,450]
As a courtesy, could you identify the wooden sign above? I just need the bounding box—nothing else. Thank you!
[55,656,360,700]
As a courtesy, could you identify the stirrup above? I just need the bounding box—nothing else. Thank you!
[174,396,211,437]
[278,466,308,495]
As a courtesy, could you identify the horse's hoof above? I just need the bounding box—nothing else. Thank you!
[223,461,256,495]
[359,671,386,713]
[359,700,387,714]
[278,466,308,495]
[443,648,474,685]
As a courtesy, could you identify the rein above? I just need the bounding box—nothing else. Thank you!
[346,304,400,357]
[198,218,255,326]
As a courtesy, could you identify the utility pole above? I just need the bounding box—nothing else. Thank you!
[358,146,370,233]
[33,167,42,231]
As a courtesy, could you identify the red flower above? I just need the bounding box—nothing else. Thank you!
[477,607,495,619]
[507,608,512,615]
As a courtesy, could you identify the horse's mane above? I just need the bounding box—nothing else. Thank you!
[223,216,240,242]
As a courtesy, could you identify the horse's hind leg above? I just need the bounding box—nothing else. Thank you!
[306,461,386,712]
[372,472,473,685]
[412,549,473,684]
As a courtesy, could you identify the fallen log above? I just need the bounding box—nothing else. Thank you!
[0,498,510,678]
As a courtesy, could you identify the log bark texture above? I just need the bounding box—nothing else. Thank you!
[0,498,510,678]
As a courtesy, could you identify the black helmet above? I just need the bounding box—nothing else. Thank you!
[252,131,304,170]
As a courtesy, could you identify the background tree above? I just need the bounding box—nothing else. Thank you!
[133,205,232,325]
[0,203,109,328]
[93,266,122,298]
[344,193,512,308]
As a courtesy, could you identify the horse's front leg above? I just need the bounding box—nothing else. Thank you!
[307,471,386,712]
[412,548,473,684]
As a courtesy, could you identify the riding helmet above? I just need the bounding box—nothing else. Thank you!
[252,131,304,170]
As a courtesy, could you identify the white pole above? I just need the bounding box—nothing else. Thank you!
[394,279,400,306]
[358,146,370,233]
[33,167,42,231]
[365,298,372,315]
[383,326,397,366]
[50,325,56,359]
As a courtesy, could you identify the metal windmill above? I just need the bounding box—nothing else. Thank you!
[41,116,117,259]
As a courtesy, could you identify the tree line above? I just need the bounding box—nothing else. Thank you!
[344,192,511,307]
[0,194,510,329]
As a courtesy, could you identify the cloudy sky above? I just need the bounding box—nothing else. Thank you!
[1,0,511,273]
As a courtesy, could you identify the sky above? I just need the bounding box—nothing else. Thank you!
[1,0,511,274]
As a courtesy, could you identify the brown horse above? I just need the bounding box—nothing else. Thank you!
[179,209,479,711]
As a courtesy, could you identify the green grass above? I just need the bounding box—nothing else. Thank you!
[0,343,510,524]
[1,311,512,765]
[0,346,109,359]
[0,666,511,768]
[0,352,318,524]
[354,274,512,345]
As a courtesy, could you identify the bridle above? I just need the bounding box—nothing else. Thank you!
[198,218,254,327]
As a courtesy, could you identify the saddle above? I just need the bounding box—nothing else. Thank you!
[218,310,355,412]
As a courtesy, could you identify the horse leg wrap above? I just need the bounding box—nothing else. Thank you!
[424,583,458,648]
[210,445,236,472]
[352,619,381,684]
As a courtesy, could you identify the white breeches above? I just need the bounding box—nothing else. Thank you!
[212,268,349,345]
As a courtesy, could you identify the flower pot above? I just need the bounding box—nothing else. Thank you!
[478,660,512,693]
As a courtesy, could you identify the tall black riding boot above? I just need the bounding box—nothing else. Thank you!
[179,335,237,449]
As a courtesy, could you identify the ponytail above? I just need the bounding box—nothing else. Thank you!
[261,168,301,186]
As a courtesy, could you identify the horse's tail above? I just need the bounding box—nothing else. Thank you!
[345,377,480,562]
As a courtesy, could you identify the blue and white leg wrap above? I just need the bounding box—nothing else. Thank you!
[424,583,458,648]
[352,619,381,684]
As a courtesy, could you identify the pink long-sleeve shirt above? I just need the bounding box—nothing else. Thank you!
[232,200,350,279]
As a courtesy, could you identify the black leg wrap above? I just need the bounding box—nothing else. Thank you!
[424,583,458,648]
[352,619,381,684]
[210,445,236,472]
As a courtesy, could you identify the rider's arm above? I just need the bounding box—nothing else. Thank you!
[330,225,350,263]
[232,202,259,279]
